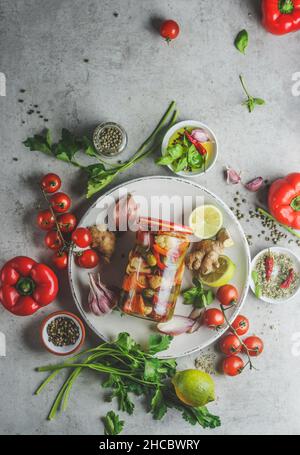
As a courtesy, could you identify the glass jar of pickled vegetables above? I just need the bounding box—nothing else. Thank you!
[119,228,190,322]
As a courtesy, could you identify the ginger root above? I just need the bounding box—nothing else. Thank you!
[88,225,116,262]
[186,228,233,276]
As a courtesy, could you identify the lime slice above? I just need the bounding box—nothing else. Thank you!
[189,205,223,239]
[200,255,236,287]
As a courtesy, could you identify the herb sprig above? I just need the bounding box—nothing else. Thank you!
[183,278,214,309]
[239,75,265,113]
[35,332,220,433]
[23,102,177,198]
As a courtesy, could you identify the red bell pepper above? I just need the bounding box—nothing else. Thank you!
[184,131,207,156]
[0,256,58,316]
[262,0,300,35]
[268,173,300,229]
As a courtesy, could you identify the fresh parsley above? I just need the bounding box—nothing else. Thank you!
[103,411,124,435]
[239,75,265,113]
[183,278,214,309]
[35,332,221,434]
[23,102,177,198]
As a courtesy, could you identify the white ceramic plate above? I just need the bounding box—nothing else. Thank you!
[68,176,250,358]
[161,120,218,177]
[250,247,300,304]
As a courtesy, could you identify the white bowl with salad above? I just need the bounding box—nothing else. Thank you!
[250,247,300,304]
[158,120,218,177]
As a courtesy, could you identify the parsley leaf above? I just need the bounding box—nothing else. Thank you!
[148,334,173,355]
[150,387,168,420]
[103,411,124,435]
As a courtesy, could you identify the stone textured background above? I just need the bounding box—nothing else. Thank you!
[0,0,300,435]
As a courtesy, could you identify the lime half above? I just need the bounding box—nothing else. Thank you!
[189,205,223,239]
[172,369,215,407]
[200,255,236,287]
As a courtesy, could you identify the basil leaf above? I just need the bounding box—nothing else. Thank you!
[156,154,176,165]
[173,156,188,172]
[182,286,199,305]
[187,145,203,169]
[235,29,248,54]
[254,98,265,106]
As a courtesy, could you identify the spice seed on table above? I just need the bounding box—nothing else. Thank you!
[47,317,80,347]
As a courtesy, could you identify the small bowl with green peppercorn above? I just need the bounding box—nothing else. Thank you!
[93,122,127,157]
[41,311,85,356]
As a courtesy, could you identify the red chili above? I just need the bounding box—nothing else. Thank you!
[184,131,207,156]
[264,253,274,281]
[0,256,58,316]
[262,0,300,35]
[153,250,166,270]
[280,268,294,289]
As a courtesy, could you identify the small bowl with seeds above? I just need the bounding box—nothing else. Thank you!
[41,311,85,356]
[250,247,300,304]
[93,122,127,157]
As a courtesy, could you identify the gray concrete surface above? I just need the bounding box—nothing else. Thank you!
[0,0,300,435]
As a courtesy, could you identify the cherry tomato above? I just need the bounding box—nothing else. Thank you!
[57,213,77,233]
[44,231,63,251]
[231,315,249,336]
[76,249,99,268]
[204,308,225,329]
[160,20,180,42]
[52,251,68,269]
[223,355,244,377]
[50,192,71,213]
[41,173,61,193]
[243,336,264,357]
[36,209,55,231]
[220,334,242,356]
[217,284,239,306]
[71,227,92,248]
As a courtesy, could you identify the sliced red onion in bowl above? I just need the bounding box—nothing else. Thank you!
[191,129,210,143]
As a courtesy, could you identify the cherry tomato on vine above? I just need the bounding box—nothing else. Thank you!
[223,355,244,377]
[220,334,242,356]
[50,192,71,213]
[231,315,249,336]
[204,308,225,329]
[57,213,77,233]
[41,173,61,193]
[44,230,63,251]
[217,284,239,306]
[37,209,55,231]
[160,20,180,42]
[75,249,99,269]
[71,227,92,248]
[243,336,264,357]
[52,251,68,269]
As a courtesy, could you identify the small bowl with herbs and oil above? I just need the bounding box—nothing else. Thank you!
[158,120,218,177]
[250,247,300,304]
[40,311,85,356]
[93,122,127,158]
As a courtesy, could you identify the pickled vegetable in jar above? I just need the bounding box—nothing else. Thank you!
[119,229,190,322]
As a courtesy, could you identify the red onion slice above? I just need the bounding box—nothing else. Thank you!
[157,315,196,336]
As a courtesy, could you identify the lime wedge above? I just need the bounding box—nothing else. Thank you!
[200,255,236,287]
[189,205,223,239]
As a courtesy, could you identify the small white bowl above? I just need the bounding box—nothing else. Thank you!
[40,311,85,356]
[161,120,218,178]
[250,247,300,304]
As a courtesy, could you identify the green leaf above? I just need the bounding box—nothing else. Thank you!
[103,411,124,435]
[172,156,188,172]
[235,29,248,54]
[253,98,265,106]
[86,172,117,198]
[54,128,80,163]
[156,154,176,166]
[144,359,160,382]
[115,332,139,353]
[187,145,203,169]
[167,143,184,160]
[150,388,168,420]
[251,271,262,298]
[182,406,221,429]
[23,133,52,155]
[182,286,199,305]
[148,334,173,355]
[183,281,214,309]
